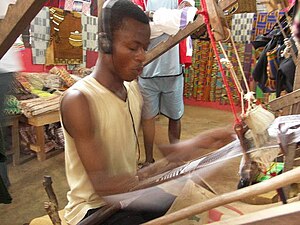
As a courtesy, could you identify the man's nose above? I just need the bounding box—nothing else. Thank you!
[136,48,146,62]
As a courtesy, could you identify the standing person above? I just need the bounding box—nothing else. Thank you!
[135,0,197,167]
[0,42,23,204]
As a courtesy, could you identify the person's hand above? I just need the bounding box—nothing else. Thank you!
[158,125,236,163]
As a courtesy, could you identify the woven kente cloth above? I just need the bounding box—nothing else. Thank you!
[231,13,255,44]
[64,0,91,15]
[30,7,50,64]
[82,14,98,51]
[251,11,285,41]
[47,7,83,65]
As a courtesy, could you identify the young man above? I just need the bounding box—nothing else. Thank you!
[61,1,234,224]
[60,1,152,224]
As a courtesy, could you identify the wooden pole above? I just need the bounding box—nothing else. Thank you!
[0,0,47,59]
[143,166,300,225]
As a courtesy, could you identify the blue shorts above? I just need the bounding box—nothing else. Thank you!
[138,75,184,120]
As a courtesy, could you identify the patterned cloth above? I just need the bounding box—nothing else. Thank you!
[47,7,83,65]
[184,40,252,105]
[3,95,21,116]
[64,0,91,15]
[251,11,285,41]
[30,7,50,64]
[231,13,255,43]
[81,14,98,51]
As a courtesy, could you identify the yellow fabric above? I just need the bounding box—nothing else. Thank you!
[30,210,67,225]
[62,76,143,225]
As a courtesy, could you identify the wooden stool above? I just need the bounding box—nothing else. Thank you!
[1,115,20,166]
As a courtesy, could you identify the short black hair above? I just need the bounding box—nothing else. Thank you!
[101,0,149,41]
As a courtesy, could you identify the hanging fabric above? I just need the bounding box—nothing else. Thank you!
[46,8,83,65]
[231,13,255,43]
[30,7,51,65]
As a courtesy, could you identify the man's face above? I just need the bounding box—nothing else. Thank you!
[111,18,150,82]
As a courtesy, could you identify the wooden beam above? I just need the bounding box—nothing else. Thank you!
[142,166,300,225]
[0,0,47,59]
[269,89,300,111]
[144,0,238,66]
[210,201,300,225]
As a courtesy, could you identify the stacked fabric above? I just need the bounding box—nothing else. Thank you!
[20,95,61,118]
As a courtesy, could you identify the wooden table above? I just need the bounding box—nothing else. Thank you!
[2,115,20,166]
[20,111,60,161]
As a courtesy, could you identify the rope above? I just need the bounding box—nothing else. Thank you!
[198,0,241,124]
[218,42,245,115]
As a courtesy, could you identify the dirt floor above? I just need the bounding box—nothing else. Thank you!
[0,105,277,225]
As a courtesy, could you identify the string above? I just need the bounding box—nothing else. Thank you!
[198,0,241,124]
[127,95,141,162]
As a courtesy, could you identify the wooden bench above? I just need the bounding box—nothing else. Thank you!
[20,111,60,161]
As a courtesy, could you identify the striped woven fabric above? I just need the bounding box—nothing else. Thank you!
[251,11,285,41]
[183,39,252,106]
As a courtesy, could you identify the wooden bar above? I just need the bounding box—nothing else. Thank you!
[269,89,300,111]
[210,201,300,225]
[0,0,47,59]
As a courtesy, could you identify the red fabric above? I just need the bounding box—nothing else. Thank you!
[132,0,147,10]
[44,0,59,7]
[179,39,192,67]
[86,51,99,68]
[20,48,67,73]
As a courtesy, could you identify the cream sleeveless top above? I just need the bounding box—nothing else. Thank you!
[62,76,142,225]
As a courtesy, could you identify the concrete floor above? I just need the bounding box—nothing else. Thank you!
[0,105,271,225]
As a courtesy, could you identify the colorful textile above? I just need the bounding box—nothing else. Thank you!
[64,0,91,15]
[184,40,251,105]
[3,95,21,115]
[81,14,98,51]
[251,11,285,41]
[231,13,255,43]
[30,7,50,65]
[47,7,83,65]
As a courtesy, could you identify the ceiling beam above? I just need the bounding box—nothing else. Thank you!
[0,0,47,59]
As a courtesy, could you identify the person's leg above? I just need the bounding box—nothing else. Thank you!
[142,118,156,163]
[160,76,184,144]
[168,118,181,144]
[0,73,13,188]
[138,78,160,165]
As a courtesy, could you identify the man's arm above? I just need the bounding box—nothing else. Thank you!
[60,90,138,196]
